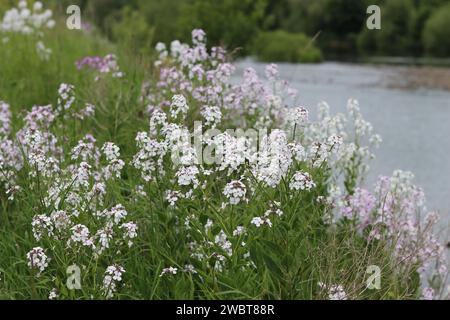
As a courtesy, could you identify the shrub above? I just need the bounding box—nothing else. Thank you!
[375,0,415,56]
[177,0,267,55]
[423,3,450,57]
[252,30,323,63]
[104,6,155,56]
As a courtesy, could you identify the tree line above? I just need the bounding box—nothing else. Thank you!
[34,0,450,60]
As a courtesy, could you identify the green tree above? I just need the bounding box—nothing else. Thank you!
[423,3,450,57]
[177,0,268,54]
[375,0,414,56]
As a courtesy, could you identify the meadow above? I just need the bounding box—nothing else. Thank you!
[0,1,448,300]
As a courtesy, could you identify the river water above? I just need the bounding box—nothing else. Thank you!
[235,59,450,226]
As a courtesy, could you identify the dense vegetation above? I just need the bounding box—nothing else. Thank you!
[27,0,450,62]
[0,1,448,300]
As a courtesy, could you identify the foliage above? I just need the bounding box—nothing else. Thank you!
[252,30,322,63]
[423,3,450,57]
[40,0,450,60]
[0,1,448,301]
[103,6,155,56]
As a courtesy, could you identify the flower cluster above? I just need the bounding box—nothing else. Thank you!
[318,282,348,300]
[289,171,316,191]
[1,1,55,60]
[129,31,448,298]
[0,1,55,35]
[76,54,124,80]
[335,170,447,298]
[102,265,125,298]
[0,84,138,298]
[1,25,447,299]
[26,247,49,274]
[223,180,247,205]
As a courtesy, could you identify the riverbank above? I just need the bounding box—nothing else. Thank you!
[387,65,450,91]
[235,60,450,221]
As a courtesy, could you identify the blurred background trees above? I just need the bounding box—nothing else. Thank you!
[42,0,450,61]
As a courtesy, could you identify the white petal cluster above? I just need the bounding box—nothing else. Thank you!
[160,266,178,277]
[319,282,347,300]
[102,265,125,298]
[0,1,55,35]
[170,94,189,119]
[223,180,247,205]
[288,106,309,126]
[32,214,54,241]
[26,247,49,273]
[289,171,316,191]
[201,105,222,128]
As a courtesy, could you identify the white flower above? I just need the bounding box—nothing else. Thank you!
[215,230,232,256]
[192,29,206,44]
[370,134,382,148]
[327,135,343,149]
[95,224,114,254]
[102,265,125,298]
[36,41,51,61]
[290,143,307,162]
[88,182,106,206]
[110,204,128,225]
[252,130,292,187]
[204,219,213,231]
[31,214,53,240]
[121,222,138,247]
[183,264,197,274]
[48,288,58,300]
[170,94,189,119]
[149,109,167,135]
[251,216,272,228]
[102,142,124,179]
[176,165,199,188]
[69,224,93,247]
[26,247,49,273]
[265,63,278,81]
[155,42,166,52]
[289,106,309,126]
[223,180,247,205]
[160,266,178,277]
[319,282,347,300]
[309,142,328,167]
[33,2,43,11]
[57,83,75,111]
[233,226,246,236]
[102,142,121,162]
[289,171,315,191]
[73,162,91,189]
[1,1,54,35]
[264,202,284,217]
[213,133,248,174]
[166,190,182,206]
[201,105,222,127]
[132,132,166,181]
[97,204,128,225]
[106,264,125,281]
[46,19,55,28]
